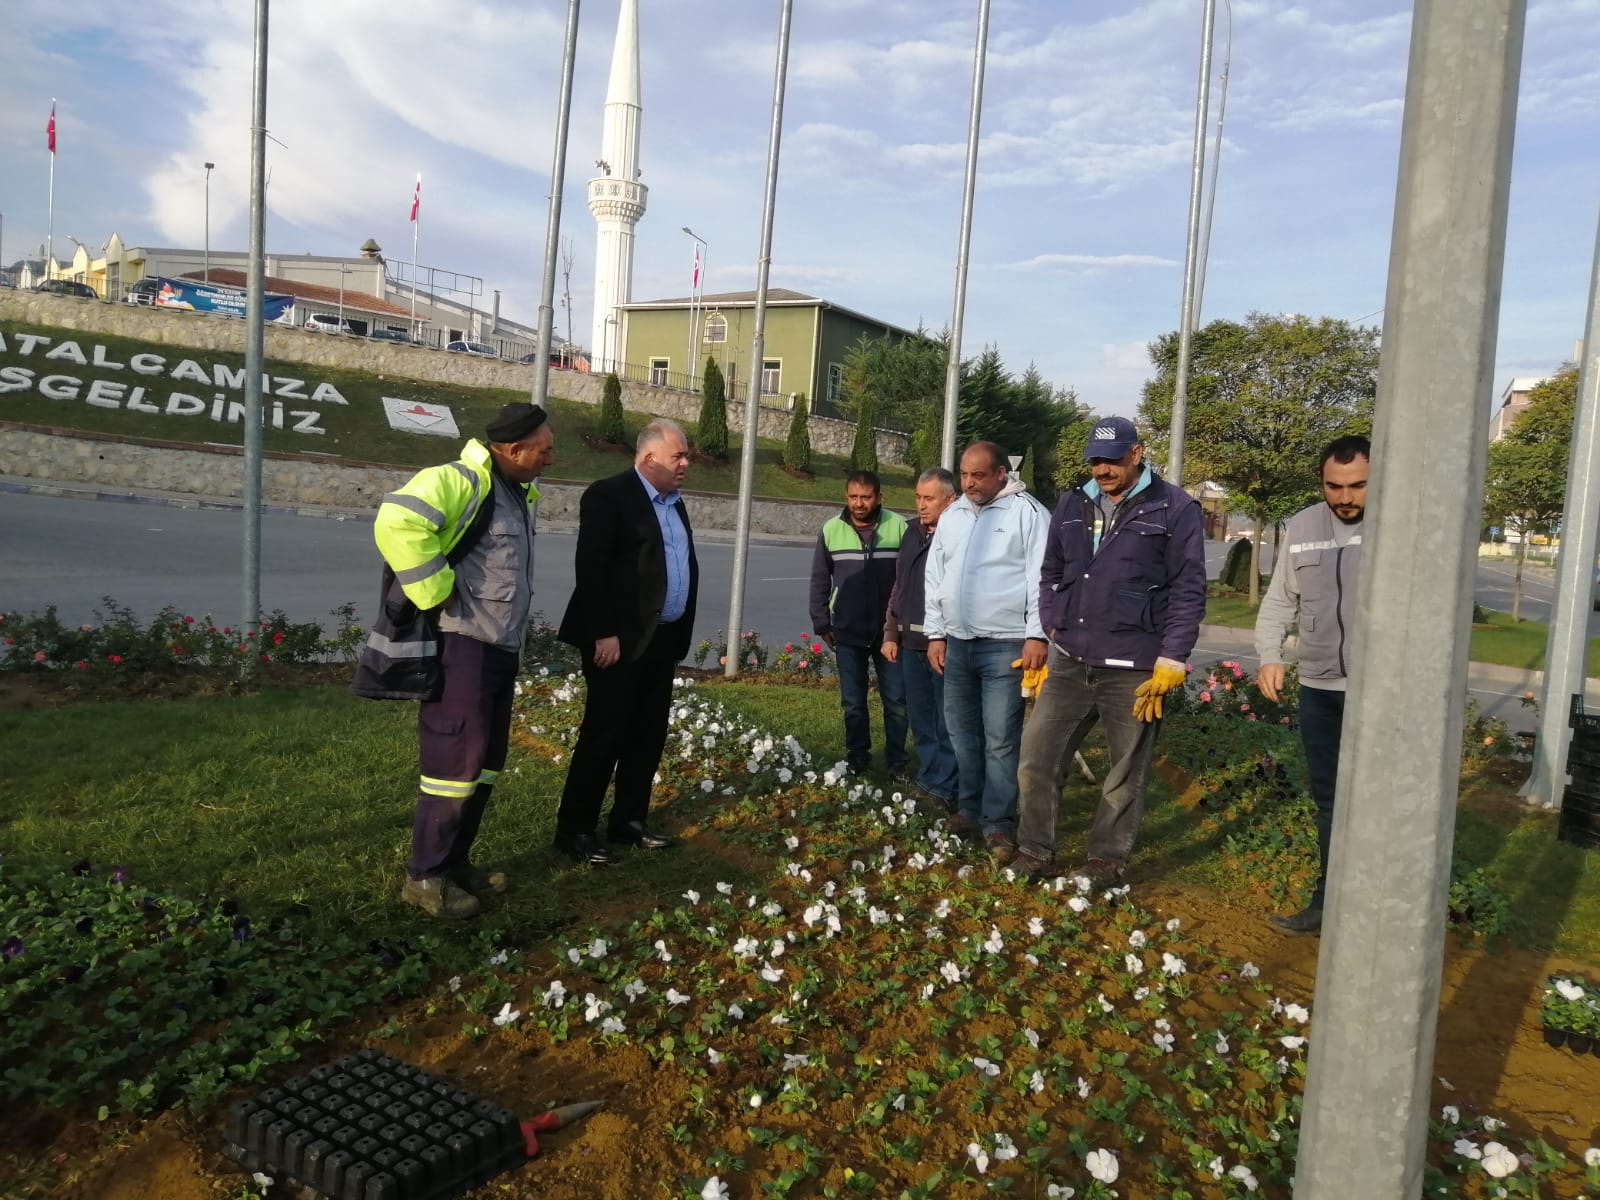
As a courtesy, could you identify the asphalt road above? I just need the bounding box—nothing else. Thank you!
[2,490,1585,730]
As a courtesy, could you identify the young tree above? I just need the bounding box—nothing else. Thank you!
[1483,364,1578,620]
[839,330,947,430]
[1138,312,1379,605]
[907,402,942,475]
[597,371,626,445]
[783,391,812,473]
[697,354,729,459]
[851,399,879,473]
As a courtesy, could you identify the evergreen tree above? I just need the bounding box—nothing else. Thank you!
[598,372,626,445]
[783,392,812,472]
[908,401,942,474]
[851,399,879,473]
[697,355,729,458]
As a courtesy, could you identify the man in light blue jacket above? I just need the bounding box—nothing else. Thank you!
[925,442,1051,863]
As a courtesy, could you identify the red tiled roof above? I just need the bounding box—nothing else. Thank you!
[179,268,415,318]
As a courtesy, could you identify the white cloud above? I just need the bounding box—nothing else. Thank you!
[1003,254,1176,273]
[1103,341,1154,371]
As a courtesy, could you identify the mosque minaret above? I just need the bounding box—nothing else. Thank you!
[588,0,646,370]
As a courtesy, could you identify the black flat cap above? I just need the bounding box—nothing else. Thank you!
[485,402,549,443]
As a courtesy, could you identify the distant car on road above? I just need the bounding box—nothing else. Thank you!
[304,314,355,335]
[33,279,99,300]
[517,351,573,366]
[446,340,498,358]
[367,328,418,346]
[124,278,164,306]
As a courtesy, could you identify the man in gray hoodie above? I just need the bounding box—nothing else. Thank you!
[1254,434,1370,936]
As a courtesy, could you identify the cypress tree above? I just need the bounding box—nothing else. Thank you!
[598,372,626,445]
[697,355,729,458]
[783,392,812,472]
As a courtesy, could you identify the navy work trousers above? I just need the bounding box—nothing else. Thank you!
[407,632,520,880]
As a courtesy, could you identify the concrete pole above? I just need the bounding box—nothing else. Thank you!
[1521,211,1600,808]
[939,0,992,471]
[532,0,580,409]
[723,0,793,679]
[1165,0,1215,489]
[1294,3,1525,1197]
[241,0,269,664]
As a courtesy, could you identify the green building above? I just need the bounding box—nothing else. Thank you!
[617,289,914,420]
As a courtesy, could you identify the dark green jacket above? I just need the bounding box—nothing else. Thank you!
[808,506,907,647]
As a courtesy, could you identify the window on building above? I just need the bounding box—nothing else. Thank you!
[649,358,670,387]
[703,313,727,344]
[762,359,781,395]
[827,363,843,407]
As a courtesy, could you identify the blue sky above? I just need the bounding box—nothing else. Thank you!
[1,0,1595,416]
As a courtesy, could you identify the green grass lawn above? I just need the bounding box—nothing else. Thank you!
[0,318,916,506]
[1205,583,1600,677]
[5,676,1595,962]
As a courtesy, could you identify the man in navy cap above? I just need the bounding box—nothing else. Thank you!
[1012,416,1207,883]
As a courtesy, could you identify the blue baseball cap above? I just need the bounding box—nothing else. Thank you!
[1084,416,1141,461]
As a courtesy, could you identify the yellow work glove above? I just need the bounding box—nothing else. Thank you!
[1133,657,1188,722]
[1010,657,1049,699]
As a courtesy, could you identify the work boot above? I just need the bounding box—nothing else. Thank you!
[449,863,508,897]
[1268,906,1322,936]
[985,833,1018,867]
[1011,849,1057,881]
[945,811,981,841]
[1082,858,1125,886]
[400,876,481,920]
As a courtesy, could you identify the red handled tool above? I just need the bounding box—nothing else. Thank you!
[520,1100,603,1157]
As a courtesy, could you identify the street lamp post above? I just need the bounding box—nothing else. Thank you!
[337,263,348,329]
[203,162,215,284]
[603,314,618,374]
[682,226,707,388]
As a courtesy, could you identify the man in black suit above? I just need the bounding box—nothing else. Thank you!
[553,418,698,865]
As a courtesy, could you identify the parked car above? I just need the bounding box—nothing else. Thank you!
[518,350,575,366]
[33,279,99,300]
[304,313,355,335]
[446,340,499,358]
[367,328,417,346]
[124,277,164,306]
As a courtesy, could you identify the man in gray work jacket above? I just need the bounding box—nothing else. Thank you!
[1254,434,1370,936]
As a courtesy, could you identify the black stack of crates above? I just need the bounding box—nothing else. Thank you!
[1564,695,1600,848]
[222,1048,525,1200]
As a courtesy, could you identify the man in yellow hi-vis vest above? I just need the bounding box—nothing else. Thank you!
[373,402,554,919]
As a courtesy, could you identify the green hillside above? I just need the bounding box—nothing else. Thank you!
[0,318,914,505]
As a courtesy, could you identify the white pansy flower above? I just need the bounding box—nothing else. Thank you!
[1024,1027,1040,1049]
[1441,1105,1460,1125]
[1028,916,1045,937]
[1124,953,1144,975]
[1068,895,1089,914]
[1454,1139,1482,1160]
[1046,1187,1075,1198]
[492,1002,521,1026]
[1166,917,1181,932]
[623,978,646,1001]
[1481,1116,1505,1133]
[1215,1034,1230,1055]
[1229,1164,1259,1192]
[1153,1032,1175,1053]
[489,949,509,966]
[700,779,715,793]
[542,981,567,1008]
[1209,1156,1225,1178]
[1029,1069,1045,1094]
[1128,930,1148,948]
[665,988,690,1006]
[971,1057,1001,1077]
[1162,952,1187,976]
[940,961,962,984]
[447,975,461,993]
[727,1002,745,1020]
[701,1177,731,1200]
[1284,1002,1310,1023]
[567,948,581,964]
[994,1133,1018,1161]
[1085,1148,1119,1184]
[1584,1147,1600,1167]
[1280,1036,1306,1050]
[1241,961,1260,978]
[967,1143,990,1175]
[1480,1142,1517,1178]
[654,940,673,962]
[683,889,701,905]
[588,938,608,959]
[252,1172,274,1189]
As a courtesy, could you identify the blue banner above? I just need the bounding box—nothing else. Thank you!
[152,277,294,321]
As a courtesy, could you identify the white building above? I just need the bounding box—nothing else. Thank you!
[588,0,646,372]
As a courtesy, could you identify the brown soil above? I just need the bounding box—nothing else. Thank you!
[7,677,1599,1198]
[780,465,815,481]
[578,434,632,456]
[13,880,1597,1200]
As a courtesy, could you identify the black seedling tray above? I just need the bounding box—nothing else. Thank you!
[223,1049,524,1199]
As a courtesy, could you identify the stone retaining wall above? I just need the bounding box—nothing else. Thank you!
[0,290,906,465]
[0,425,843,539]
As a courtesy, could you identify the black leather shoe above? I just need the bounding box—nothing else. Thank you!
[1268,906,1323,936]
[606,821,677,849]
[553,832,613,866]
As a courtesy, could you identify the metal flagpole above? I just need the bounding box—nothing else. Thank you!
[683,227,707,388]
[1193,0,1231,322]
[46,100,56,277]
[723,0,793,679]
[410,176,420,334]
[1521,210,1600,809]
[1293,0,1525,1194]
[532,0,581,409]
[1166,0,1216,488]
[241,0,270,667]
[939,0,992,471]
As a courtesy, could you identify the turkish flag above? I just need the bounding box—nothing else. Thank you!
[47,103,56,154]
[410,176,420,222]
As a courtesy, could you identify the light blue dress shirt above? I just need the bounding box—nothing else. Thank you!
[635,468,690,622]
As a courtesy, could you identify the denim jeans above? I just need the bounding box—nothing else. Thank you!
[1017,645,1161,864]
[942,636,1025,837]
[834,641,910,772]
[901,646,957,802]
[1299,683,1345,910]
